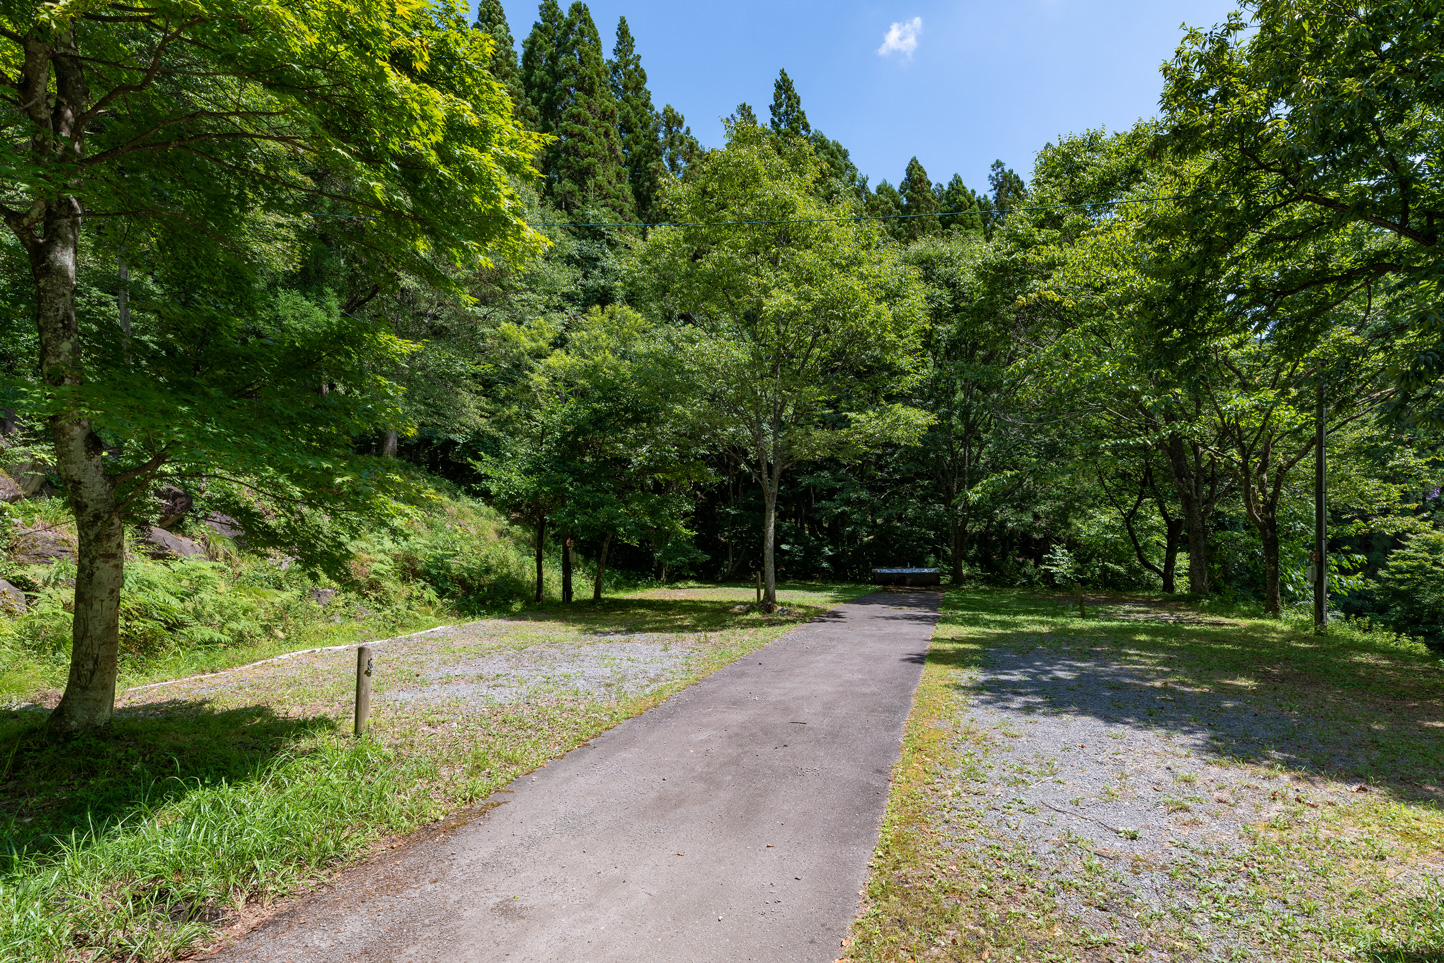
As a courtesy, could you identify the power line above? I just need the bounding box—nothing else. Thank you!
[554,190,1252,230]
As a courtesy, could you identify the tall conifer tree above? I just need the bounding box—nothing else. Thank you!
[476,0,536,127]
[521,0,568,178]
[552,3,635,219]
[769,69,811,138]
[867,180,905,241]
[810,132,866,203]
[729,102,760,128]
[660,105,703,178]
[610,17,666,221]
[899,156,941,239]
[988,160,1027,219]
[940,174,987,236]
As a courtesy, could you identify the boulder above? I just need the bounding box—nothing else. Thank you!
[308,587,337,607]
[140,525,208,560]
[204,512,245,543]
[154,484,193,529]
[0,471,21,504]
[0,578,26,615]
[10,460,48,496]
[9,524,78,565]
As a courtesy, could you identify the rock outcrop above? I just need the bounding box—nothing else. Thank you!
[140,525,208,560]
[0,579,25,615]
[204,512,245,543]
[9,524,78,565]
[10,460,48,496]
[0,472,21,504]
[155,484,194,530]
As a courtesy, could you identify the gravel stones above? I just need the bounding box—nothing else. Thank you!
[386,636,688,707]
[934,640,1370,954]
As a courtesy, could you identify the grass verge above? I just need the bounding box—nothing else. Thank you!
[844,588,1444,963]
[0,583,869,962]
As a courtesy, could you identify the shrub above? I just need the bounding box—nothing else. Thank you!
[1375,529,1444,651]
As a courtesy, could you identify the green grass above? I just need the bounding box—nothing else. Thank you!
[845,588,1444,963]
[0,582,868,962]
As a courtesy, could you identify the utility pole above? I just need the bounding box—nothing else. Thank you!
[1314,380,1327,634]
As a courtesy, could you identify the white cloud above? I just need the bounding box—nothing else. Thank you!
[877,17,922,58]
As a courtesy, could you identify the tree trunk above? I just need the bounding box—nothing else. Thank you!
[534,512,546,603]
[381,429,399,459]
[51,506,125,732]
[593,532,611,603]
[116,249,131,338]
[949,512,969,584]
[761,478,779,611]
[561,532,573,604]
[7,30,129,733]
[1161,519,1184,594]
[1165,434,1210,594]
[1258,513,1282,616]
[1111,475,1164,584]
[34,201,128,732]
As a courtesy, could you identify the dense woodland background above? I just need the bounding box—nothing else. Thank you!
[1,0,1441,722]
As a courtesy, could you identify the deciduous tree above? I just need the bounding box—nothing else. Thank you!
[0,0,542,731]
[635,124,929,608]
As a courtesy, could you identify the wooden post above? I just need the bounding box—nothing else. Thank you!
[755,571,761,605]
[354,645,373,737]
[1075,582,1087,619]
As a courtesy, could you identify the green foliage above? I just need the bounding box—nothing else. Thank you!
[475,0,537,127]
[728,102,760,128]
[1160,0,1444,425]
[549,4,635,219]
[0,486,569,700]
[809,131,866,204]
[938,174,988,237]
[610,17,666,221]
[1375,529,1444,650]
[867,180,904,228]
[521,0,570,141]
[635,122,929,600]
[898,157,940,240]
[2,0,546,290]
[1040,543,1078,586]
[637,124,930,470]
[659,104,703,179]
[769,68,811,138]
[987,160,1027,221]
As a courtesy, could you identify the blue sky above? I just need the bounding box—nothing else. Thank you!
[481,1,1243,192]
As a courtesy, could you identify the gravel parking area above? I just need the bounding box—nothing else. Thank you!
[846,590,1444,963]
[947,644,1380,958]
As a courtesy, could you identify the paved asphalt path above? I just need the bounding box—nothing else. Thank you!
[210,590,940,963]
